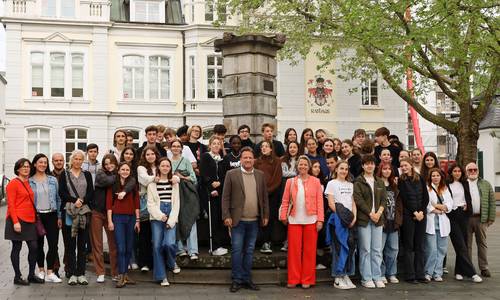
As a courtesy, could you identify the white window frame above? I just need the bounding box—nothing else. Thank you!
[130,0,165,23]
[50,52,65,98]
[149,55,171,100]
[64,128,88,165]
[26,45,88,102]
[204,0,226,22]
[207,55,222,99]
[30,52,44,97]
[41,0,76,18]
[119,48,175,103]
[361,75,379,107]
[123,55,145,100]
[25,127,51,160]
[71,53,84,98]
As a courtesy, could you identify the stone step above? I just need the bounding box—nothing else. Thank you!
[92,267,333,285]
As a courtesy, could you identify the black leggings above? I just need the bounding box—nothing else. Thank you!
[37,212,60,270]
[11,240,38,279]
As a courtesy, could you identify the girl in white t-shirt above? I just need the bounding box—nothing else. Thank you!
[325,160,357,290]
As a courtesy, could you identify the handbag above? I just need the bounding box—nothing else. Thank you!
[16,178,46,237]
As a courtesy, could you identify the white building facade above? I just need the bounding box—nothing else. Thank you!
[1,0,407,177]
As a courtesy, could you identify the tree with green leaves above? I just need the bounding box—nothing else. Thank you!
[220,0,499,165]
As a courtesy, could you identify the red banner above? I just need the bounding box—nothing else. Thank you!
[406,76,425,152]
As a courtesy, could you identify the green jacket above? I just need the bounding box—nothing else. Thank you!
[353,175,387,227]
[476,178,496,223]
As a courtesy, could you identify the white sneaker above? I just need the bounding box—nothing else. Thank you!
[424,274,432,282]
[141,266,150,272]
[381,276,388,284]
[212,247,228,256]
[343,275,356,289]
[389,275,399,284]
[112,276,119,282]
[131,263,139,270]
[173,263,181,274]
[177,250,188,257]
[160,278,170,286]
[37,271,45,280]
[362,280,376,288]
[96,275,105,283]
[472,275,483,283]
[45,273,62,283]
[375,280,386,288]
[455,274,464,281]
[190,254,199,261]
[434,276,443,282]
[316,263,327,270]
[77,275,88,285]
[334,277,350,289]
[68,275,78,285]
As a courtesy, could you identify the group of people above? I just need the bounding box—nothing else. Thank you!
[4,123,496,292]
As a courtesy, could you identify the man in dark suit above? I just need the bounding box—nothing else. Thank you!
[222,147,269,293]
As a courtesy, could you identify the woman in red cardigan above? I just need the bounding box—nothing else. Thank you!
[280,155,324,289]
[5,158,44,285]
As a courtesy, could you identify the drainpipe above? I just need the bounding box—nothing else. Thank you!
[182,30,186,126]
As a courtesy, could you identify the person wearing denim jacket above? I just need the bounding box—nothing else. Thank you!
[29,153,62,283]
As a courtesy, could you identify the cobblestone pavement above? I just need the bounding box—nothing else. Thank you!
[1,204,499,300]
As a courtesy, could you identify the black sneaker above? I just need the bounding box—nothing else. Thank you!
[13,277,29,286]
[28,276,45,284]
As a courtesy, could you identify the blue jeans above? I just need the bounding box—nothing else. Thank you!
[113,214,136,275]
[151,202,177,281]
[231,220,258,284]
[357,221,383,282]
[425,230,448,277]
[177,223,198,255]
[381,231,399,277]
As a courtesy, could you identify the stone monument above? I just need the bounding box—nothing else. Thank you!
[214,33,285,142]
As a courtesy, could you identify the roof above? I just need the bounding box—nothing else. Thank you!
[479,94,500,130]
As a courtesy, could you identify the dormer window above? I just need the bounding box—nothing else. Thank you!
[41,0,75,18]
[130,0,165,23]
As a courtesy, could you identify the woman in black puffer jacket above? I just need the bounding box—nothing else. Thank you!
[397,158,429,284]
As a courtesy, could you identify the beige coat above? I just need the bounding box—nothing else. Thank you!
[147,180,180,228]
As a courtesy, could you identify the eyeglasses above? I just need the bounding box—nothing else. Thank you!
[467,168,478,172]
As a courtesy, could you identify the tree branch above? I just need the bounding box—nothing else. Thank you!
[365,46,458,133]
[473,60,500,121]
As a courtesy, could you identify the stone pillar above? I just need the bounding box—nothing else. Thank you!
[215,33,285,142]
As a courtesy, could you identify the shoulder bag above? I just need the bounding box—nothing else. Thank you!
[16,178,46,236]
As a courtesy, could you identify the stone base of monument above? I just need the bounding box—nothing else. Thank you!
[89,247,333,285]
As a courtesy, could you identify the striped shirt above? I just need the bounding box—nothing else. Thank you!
[157,181,173,202]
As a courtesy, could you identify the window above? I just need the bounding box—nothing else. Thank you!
[204,0,226,22]
[123,55,144,99]
[121,129,140,149]
[205,0,214,21]
[50,52,65,97]
[132,0,163,23]
[149,56,170,100]
[31,52,44,97]
[72,53,84,97]
[190,56,196,99]
[61,0,75,17]
[65,128,88,163]
[361,76,378,106]
[26,128,50,160]
[42,0,75,17]
[42,0,56,17]
[207,55,222,99]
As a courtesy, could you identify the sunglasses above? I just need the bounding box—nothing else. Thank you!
[467,168,478,172]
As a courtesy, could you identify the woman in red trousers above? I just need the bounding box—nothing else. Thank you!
[279,155,324,289]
